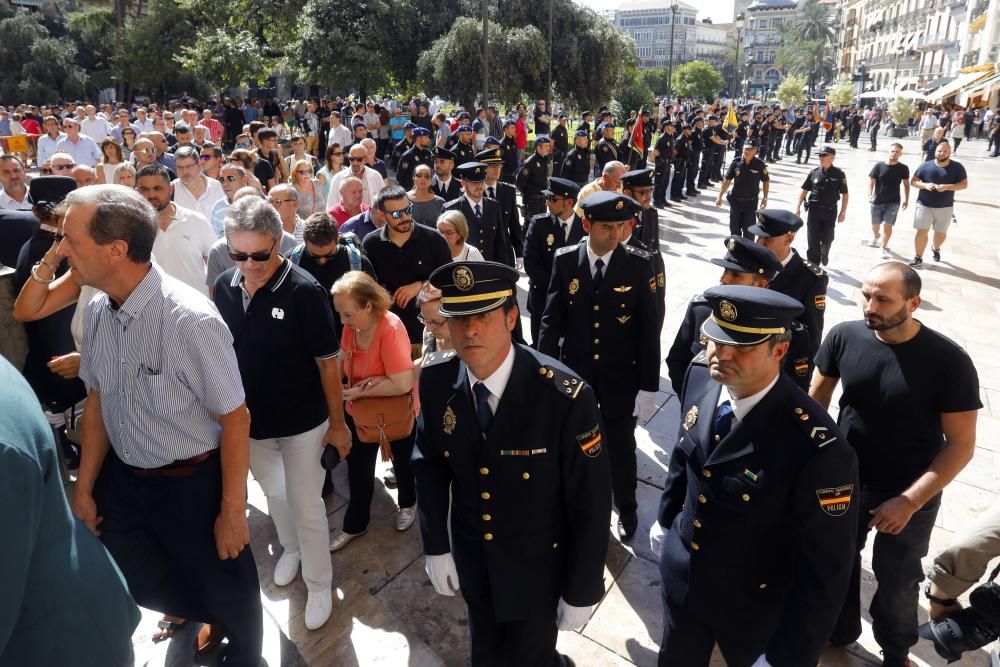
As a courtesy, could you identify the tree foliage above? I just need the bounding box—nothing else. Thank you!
[0,14,87,102]
[641,68,672,96]
[827,83,854,107]
[671,61,725,100]
[888,97,914,126]
[776,39,835,94]
[792,0,834,43]
[610,65,653,125]
[176,29,270,91]
[775,74,807,107]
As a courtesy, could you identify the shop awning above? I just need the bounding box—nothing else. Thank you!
[10,0,44,6]
[920,76,956,93]
[964,71,1000,98]
[927,69,995,101]
[970,13,988,32]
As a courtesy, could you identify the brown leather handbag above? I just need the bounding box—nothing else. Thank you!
[347,342,414,461]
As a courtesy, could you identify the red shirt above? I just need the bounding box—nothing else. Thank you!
[21,118,41,134]
[515,118,527,149]
[200,118,224,143]
[329,201,369,227]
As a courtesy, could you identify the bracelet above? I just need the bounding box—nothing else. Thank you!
[923,582,958,606]
[30,263,56,284]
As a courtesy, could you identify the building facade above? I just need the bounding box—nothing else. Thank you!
[743,0,801,95]
[614,0,699,70]
[695,19,730,71]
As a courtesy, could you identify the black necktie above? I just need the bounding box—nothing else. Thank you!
[593,258,605,292]
[558,221,567,244]
[474,203,482,222]
[487,186,495,199]
[473,382,493,433]
[712,400,734,443]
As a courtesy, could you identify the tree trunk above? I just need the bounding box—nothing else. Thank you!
[359,72,368,105]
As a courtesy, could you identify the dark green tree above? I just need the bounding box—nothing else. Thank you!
[0,13,88,103]
[610,66,653,126]
[671,60,725,100]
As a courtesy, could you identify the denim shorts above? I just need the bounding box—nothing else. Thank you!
[870,202,900,226]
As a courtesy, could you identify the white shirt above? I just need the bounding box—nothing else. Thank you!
[81,116,112,141]
[466,344,516,414]
[151,204,217,296]
[37,133,65,166]
[171,176,225,225]
[327,123,352,150]
[0,188,32,211]
[464,193,483,213]
[325,166,385,210]
[55,134,102,167]
[585,244,613,278]
[559,213,577,239]
[135,118,155,133]
[721,372,780,423]
[452,245,485,262]
[779,251,794,269]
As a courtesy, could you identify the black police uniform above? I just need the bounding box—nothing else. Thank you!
[697,124,722,188]
[722,154,769,238]
[561,142,592,187]
[390,136,414,172]
[685,125,704,195]
[712,125,729,183]
[595,134,618,175]
[788,115,805,155]
[478,150,523,263]
[551,121,569,175]
[453,139,477,167]
[795,118,816,163]
[538,193,661,538]
[500,135,519,183]
[657,286,859,667]
[800,159,847,266]
[670,131,691,201]
[431,175,463,202]
[515,148,551,219]
[396,144,432,192]
[733,117,749,153]
[443,164,512,266]
[652,126,674,206]
[621,168,660,252]
[749,211,829,379]
[627,232,665,331]
[768,116,786,162]
[413,262,612,666]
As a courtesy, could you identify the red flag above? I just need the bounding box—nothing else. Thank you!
[629,111,645,155]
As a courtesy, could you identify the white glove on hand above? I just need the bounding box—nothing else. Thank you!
[556,597,593,631]
[649,520,665,558]
[515,256,524,272]
[750,654,772,667]
[633,390,657,423]
[425,553,460,596]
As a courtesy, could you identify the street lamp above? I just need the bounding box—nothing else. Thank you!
[891,45,906,94]
[745,54,754,100]
[666,0,680,102]
[733,12,745,102]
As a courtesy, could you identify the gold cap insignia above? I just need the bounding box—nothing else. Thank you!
[453,266,474,291]
[569,278,580,295]
[727,237,736,252]
[615,200,624,210]
[683,405,698,430]
[720,300,738,322]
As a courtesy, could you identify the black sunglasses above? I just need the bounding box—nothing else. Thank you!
[307,248,337,260]
[227,239,275,262]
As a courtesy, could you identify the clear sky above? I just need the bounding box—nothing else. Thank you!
[575,0,737,24]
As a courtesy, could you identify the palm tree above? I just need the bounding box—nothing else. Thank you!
[792,0,835,44]
[776,39,836,96]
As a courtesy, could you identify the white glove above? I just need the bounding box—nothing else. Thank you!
[750,654,772,667]
[425,553,460,596]
[555,597,593,631]
[649,520,665,558]
[515,256,524,272]
[633,390,657,423]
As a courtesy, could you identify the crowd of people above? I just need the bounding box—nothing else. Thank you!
[0,90,993,667]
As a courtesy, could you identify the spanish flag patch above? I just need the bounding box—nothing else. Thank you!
[815,484,853,517]
[576,426,602,458]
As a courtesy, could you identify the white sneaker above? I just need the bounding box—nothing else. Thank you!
[396,506,415,531]
[304,589,332,630]
[869,238,880,247]
[273,550,301,587]
[881,247,891,259]
[329,529,366,552]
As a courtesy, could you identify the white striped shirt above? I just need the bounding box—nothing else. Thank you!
[79,265,245,468]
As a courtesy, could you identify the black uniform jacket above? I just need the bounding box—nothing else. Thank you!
[488,181,522,260]
[515,154,550,199]
[396,145,432,191]
[627,232,665,330]
[431,176,463,202]
[412,345,612,621]
[658,363,859,667]
[537,242,661,417]
[441,196,512,266]
[523,213,586,317]
[561,148,591,184]
[768,249,828,359]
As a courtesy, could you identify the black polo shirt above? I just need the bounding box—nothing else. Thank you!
[362,223,451,343]
[726,156,769,200]
[214,258,339,440]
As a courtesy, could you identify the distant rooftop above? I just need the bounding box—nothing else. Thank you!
[616,0,698,12]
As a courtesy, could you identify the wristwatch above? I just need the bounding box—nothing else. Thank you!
[923,582,958,606]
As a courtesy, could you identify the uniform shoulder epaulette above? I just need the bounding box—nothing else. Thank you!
[530,212,550,223]
[421,349,459,368]
[801,259,826,278]
[536,362,586,400]
[691,349,708,366]
[791,403,839,450]
[623,243,651,260]
[690,292,708,305]
[554,244,579,258]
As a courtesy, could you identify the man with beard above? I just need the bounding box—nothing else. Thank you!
[516,136,552,218]
[810,262,981,667]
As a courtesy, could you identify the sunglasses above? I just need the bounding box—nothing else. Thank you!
[135,147,156,155]
[296,169,313,175]
[348,156,365,163]
[307,248,337,259]
[200,154,214,161]
[220,174,241,183]
[227,239,275,262]
[270,198,296,206]
[385,203,414,220]
[51,163,76,171]
[331,152,343,157]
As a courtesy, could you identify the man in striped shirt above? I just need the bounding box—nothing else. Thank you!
[60,184,263,665]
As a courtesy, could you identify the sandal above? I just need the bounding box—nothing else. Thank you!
[152,616,188,643]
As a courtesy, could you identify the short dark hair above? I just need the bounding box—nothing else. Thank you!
[257,128,278,142]
[135,163,172,185]
[891,142,903,150]
[65,185,158,263]
[375,184,408,212]
[303,212,339,246]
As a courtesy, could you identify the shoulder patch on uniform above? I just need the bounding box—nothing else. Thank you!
[792,406,838,448]
[623,243,651,259]
[422,349,459,368]
[539,363,586,399]
[816,484,853,516]
[793,357,810,376]
[576,424,602,457]
[814,294,826,310]
[803,259,826,277]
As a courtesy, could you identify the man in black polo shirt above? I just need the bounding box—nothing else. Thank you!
[867,143,911,258]
[795,145,849,267]
[362,184,452,355]
[213,196,352,632]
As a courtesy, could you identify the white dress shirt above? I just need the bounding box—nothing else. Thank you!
[325,166,385,210]
[585,244,613,278]
[720,372,781,423]
[466,344,516,415]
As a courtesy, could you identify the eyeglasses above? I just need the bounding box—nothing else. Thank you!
[200,154,214,161]
[51,163,76,171]
[417,314,447,328]
[227,240,275,262]
[135,147,156,155]
[348,156,365,163]
[331,152,343,157]
[385,203,413,220]
[306,248,337,260]
[220,174,241,183]
[270,198,296,206]
[296,169,313,175]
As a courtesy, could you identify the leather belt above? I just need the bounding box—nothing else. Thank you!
[128,450,218,478]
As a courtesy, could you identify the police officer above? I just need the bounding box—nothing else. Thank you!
[795,145,849,266]
[733,110,750,153]
[750,209,829,377]
[414,260,612,667]
[561,130,592,188]
[664,235,812,394]
[523,177,585,345]
[595,122,619,177]
[538,192,661,541]
[621,169,666,329]
[515,136,552,219]
[443,162,511,265]
[551,112,569,176]
[451,125,477,165]
[685,117,704,197]
[794,111,816,164]
[617,118,637,170]
[500,120,519,183]
[477,148,522,264]
[432,146,463,202]
[670,124,692,202]
[650,285,859,667]
[768,108,786,163]
[389,122,415,172]
[712,118,729,183]
[697,116,726,190]
[715,139,770,238]
[652,119,675,208]
[396,127,433,191]
[576,110,593,139]
[749,110,769,156]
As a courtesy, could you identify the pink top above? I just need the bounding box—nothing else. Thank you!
[330,201,369,227]
[341,311,412,415]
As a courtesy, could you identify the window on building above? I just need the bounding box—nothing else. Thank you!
[657,31,667,40]
[758,19,768,28]
[656,47,667,56]
[638,47,652,58]
[771,18,782,27]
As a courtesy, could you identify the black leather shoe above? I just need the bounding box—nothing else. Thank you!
[617,513,638,541]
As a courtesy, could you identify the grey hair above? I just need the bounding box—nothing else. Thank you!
[174,145,199,163]
[339,175,363,193]
[224,194,282,241]
[269,183,298,201]
[602,160,625,176]
[64,184,157,263]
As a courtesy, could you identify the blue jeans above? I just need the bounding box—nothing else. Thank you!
[870,202,900,226]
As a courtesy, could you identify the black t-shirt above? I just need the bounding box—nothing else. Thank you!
[868,161,910,205]
[534,107,550,135]
[253,157,275,188]
[293,245,376,341]
[815,321,981,492]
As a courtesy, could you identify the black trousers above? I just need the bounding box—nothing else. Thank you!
[603,414,638,517]
[728,197,758,238]
[344,412,416,534]
[796,136,812,162]
[785,131,795,154]
[468,595,565,666]
[806,207,837,265]
[658,589,766,667]
[696,150,714,187]
[653,160,671,203]
[685,157,700,193]
[670,161,687,198]
[94,452,263,666]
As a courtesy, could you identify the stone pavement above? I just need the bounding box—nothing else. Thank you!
[131,134,1000,666]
